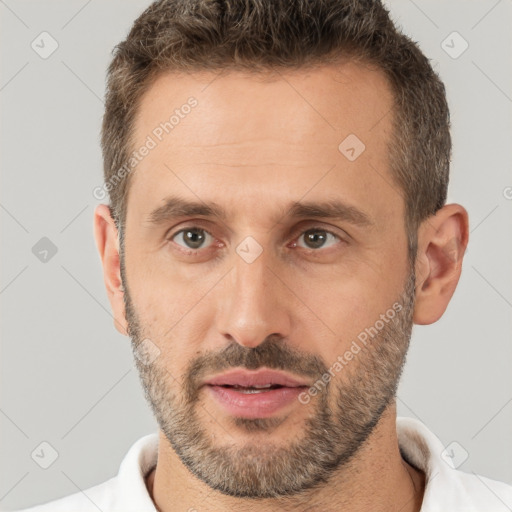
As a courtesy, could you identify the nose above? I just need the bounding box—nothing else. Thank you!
[215,245,291,349]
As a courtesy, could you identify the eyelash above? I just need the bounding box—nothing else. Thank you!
[167,225,345,256]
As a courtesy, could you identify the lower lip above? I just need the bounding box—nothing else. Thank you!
[205,385,307,418]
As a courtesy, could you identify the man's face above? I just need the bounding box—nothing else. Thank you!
[121,63,416,497]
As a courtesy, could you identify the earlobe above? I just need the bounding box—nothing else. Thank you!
[412,204,469,325]
[93,204,129,336]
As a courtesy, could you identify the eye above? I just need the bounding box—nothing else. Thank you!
[167,225,344,255]
[294,228,342,250]
[170,227,214,251]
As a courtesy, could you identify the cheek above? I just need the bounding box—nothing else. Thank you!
[130,280,213,363]
[297,259,401,353]
[303,253,400,329]
[126,255,201,328]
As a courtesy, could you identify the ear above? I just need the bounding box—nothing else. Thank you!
[93,204,129,336]
[413,203,469,325]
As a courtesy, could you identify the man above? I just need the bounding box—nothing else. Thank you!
[16,0,512,511]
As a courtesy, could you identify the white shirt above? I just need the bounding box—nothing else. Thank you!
[13,417,512,512]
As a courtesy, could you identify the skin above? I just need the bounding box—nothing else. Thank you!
[94,61,469,511]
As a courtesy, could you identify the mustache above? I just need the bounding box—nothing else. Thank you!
[183,336,328,400]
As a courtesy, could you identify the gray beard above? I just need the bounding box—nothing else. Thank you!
[123,269,415,499]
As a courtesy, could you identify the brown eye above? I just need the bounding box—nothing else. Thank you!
[297,229,340,250]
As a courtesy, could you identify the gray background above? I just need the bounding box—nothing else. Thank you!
[1,0,511,510]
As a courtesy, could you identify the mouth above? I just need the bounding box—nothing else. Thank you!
[202,369,310,418]
[202,368,310,388]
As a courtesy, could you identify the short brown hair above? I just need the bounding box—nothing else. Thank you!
[101,0,451,266]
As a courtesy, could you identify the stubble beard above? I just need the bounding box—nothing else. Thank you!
[122,262,416,499]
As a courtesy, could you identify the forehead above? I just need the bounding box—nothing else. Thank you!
[133,61,394,150]
[127,62,400,228]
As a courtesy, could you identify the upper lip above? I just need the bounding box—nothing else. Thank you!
[202,368,310,388]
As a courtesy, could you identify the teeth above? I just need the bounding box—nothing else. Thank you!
[224,384,281,393]
[236,388,272,394]
[231,384,273,389]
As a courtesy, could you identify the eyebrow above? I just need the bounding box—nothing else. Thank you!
[146,195,374,228]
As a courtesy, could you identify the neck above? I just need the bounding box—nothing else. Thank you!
[146,405,425,512]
